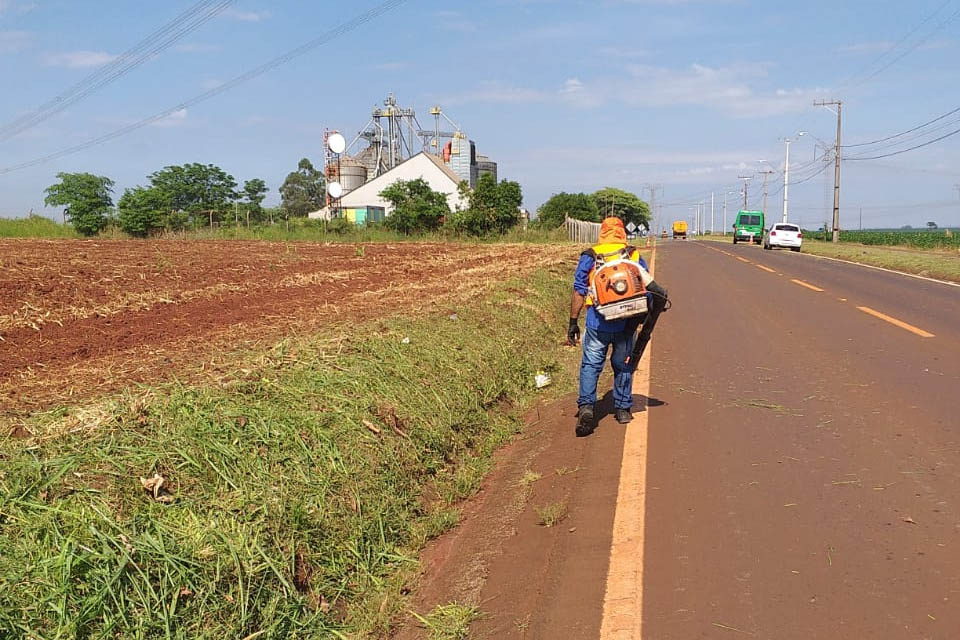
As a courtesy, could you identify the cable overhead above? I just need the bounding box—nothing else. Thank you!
[0,0,233,142]
[836,0,955,90]
[844,125,960,160]
[0,0,407,175]
[843,105,960,147]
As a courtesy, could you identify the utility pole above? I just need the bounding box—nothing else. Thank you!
[816,99,842,242]
[760,169,774,218]
[710,191,715,235]
[738,176,752,210]
[859,207,863,230]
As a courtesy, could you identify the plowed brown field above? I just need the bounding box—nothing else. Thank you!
[0,239,570,419]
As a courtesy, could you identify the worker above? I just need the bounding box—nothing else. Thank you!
[568,217,668,437]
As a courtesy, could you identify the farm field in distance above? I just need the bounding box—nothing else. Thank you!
[0,238,571,418]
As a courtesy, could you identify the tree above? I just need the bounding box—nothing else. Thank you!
[450,174,524,236]
[926,221,938,229]
[279,158,325,218]
[44,172,115,236]
[147,163,238,225]
[591,187,651,230]
[380,178,450,234]
[243,178,269,217]
[117,186,169,237]
[535,192,599,228]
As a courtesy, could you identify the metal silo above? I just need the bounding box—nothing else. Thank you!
[477,154,498,183]
[449,132,471,185]
[339,159,368,193]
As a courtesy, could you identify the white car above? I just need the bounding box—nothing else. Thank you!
[763,223,802,251]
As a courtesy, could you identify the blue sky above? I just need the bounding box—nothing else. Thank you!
[1,0,959,230]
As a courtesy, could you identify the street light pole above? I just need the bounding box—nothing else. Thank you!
[783,132,805,223]
[711,192,715,235]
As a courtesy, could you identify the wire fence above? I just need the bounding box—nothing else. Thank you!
[565,216,602,244]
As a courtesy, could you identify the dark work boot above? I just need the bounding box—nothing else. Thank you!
[615,408,633,424]
[575,404,596,437]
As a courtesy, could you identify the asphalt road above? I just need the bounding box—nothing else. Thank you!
[642,240,960,638]
[423,239,960,640]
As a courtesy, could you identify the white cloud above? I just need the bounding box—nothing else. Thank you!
[151,108,188,128]
[442,82,547,106]
[558,63,829,117]
[444,63,827,118]
[0,0,37,15]
[43,50,118,68]
[0,30,30,53]
[222,7,271,22]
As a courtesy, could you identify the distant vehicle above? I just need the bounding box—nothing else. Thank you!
[763,222,803,251]
[672,220,688,239]
[733,210,764,244]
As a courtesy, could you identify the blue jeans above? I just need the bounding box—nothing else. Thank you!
[578,326,636,410]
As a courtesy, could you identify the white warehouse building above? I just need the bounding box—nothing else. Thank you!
[308,152,467,222]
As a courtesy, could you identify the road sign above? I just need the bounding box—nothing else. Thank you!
[626,222,637,233]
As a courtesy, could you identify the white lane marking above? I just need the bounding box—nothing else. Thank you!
[794,252,960,288]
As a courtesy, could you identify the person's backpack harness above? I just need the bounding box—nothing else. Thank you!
[584,246,649,320]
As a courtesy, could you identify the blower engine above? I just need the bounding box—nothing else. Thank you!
[590,249,651,321]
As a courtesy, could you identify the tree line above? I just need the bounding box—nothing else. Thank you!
[44,158,327,237]
[534,187,651,230]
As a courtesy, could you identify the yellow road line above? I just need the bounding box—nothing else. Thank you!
[755,264,776,273]
[790,278,824,292]
[857,306,935,338]
[600,248,654,640]
[600,336,651,640]
[736,256,751,263]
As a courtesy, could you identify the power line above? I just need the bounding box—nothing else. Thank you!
[844,125,960,160]
[0,0,233,142]
[849,5,960,89]
[836,0,956,90]
[843,105,960,148]
[0,0,407,175]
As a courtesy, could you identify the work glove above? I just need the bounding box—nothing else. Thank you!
[567,318,580,345]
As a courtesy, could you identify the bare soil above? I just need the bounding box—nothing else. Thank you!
[0,239,571,418]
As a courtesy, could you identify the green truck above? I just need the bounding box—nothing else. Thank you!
[733,210,764,244]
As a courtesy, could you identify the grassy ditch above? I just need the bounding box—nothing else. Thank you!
[798,240,960,283]
[0,266,578,639]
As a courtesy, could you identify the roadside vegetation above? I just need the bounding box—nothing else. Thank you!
[0,266,580,638]
[797,239,960,282]
[694,231,960,282]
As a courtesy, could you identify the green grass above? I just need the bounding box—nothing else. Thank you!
[1,213,572,245]
[805,229,960,249]
[0,266,579,639]
[412,603,481,640]
[535,501,568,527]
[0,215,80,238]
[798,240,960,283]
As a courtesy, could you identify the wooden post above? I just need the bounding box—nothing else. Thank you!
[246,210,250,228]
[209,210,213,229]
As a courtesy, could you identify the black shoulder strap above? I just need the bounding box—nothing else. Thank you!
[580,248,597,260]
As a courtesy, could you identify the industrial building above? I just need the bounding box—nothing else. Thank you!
[307,93,498,223]
[307,152,467,221]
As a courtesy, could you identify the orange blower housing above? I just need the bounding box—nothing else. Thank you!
[590,251,649,320]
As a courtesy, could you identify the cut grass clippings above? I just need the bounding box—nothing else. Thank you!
[0,266,579,638]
